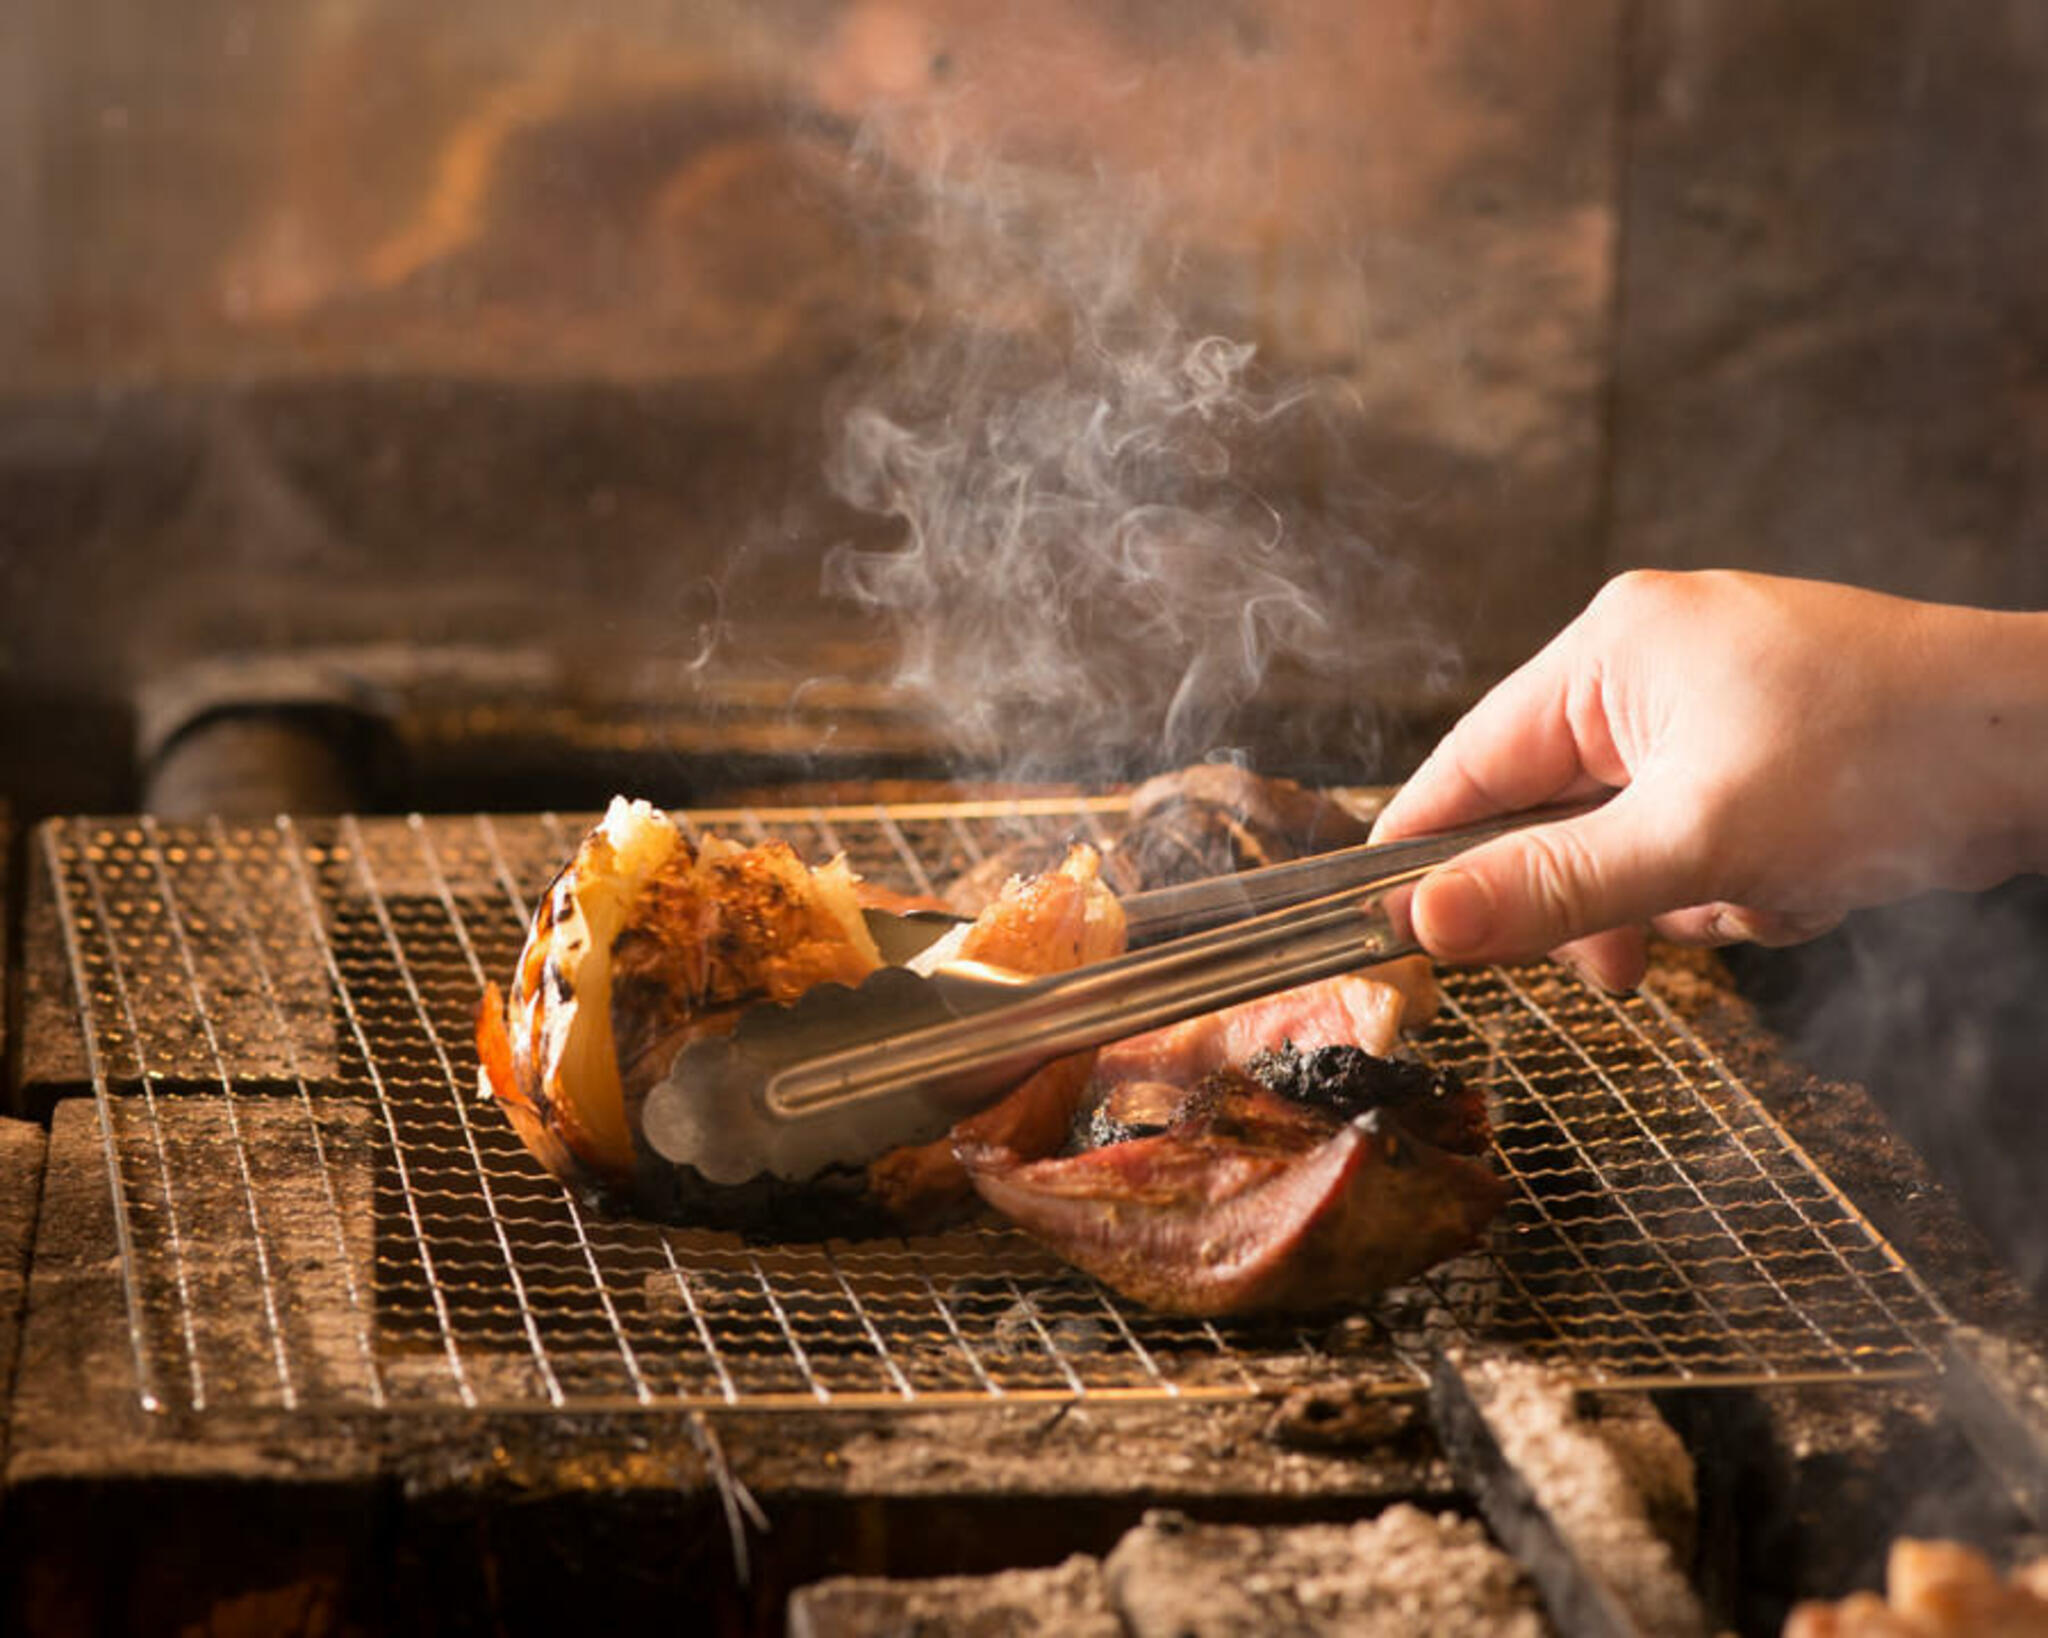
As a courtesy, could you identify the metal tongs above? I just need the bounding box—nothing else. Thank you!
[642,802,1592,1186]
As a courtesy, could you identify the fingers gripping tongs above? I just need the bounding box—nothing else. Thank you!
[641,804,1584,1186]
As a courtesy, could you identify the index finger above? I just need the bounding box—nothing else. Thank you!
[1372,629,1616,843]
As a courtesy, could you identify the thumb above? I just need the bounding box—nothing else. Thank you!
[1408,791,1696,964]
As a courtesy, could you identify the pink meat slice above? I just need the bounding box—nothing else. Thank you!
[1093,968,1421,1089]
[960,1078,1507,1316]
[958,960,1504,1315]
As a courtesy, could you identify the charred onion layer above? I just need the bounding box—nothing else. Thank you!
[477,796,1124,1230]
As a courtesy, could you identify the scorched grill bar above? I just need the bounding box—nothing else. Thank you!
[33,794,1953,1420]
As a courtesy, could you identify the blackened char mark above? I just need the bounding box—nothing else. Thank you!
[1073,1044,1488,1160]
[1243,1043,1490,1157]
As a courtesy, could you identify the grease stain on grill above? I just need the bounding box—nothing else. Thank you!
[42,801,1955,1418]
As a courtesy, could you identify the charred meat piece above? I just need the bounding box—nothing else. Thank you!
[944,764,1375,914]
[863,850,1126,1224]
[1115,762,1379,887]
[1242,1042,1491,1158]
[1090,964,1435,1088]
[1075,973,1438,1146]
[962,1067,1506,1316]
[970,970,1502,1316]
[477,798,1124,1229]
[943,832,1146,917]
[1078,1076,1194,1149]
[1785,1539,2048,1636]
[476,797,884,1200]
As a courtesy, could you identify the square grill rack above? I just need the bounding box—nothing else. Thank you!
[36,797,1952,1418]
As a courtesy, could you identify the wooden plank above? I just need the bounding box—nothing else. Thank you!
[15,822,89,1112]
[0,1117,46,1473]
[7,1098,382,1454]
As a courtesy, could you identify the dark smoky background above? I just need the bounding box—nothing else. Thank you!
[1,6,2047,1285]
[0,0,1620,813]
[1728,881,2048,1298]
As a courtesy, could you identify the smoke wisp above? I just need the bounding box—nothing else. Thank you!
[823,153,1449,784]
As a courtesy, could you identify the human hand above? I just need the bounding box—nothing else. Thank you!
[1371,570,2048,991]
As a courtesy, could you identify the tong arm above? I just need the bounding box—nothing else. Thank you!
[644,798,1599,1184]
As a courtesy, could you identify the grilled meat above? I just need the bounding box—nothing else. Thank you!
[1076,975,1436,1148]
[476,797,883,1196]
[479,769,1500,1311]
[1786,1539,2048,1636]
[863,849,1126,1224]
[1091,964,1434,1084]
[962,973,1505,1315]
[962,1049,1506,1316]
[476,796,1123,1227]
[1117,762,1380,884]
[943,764,1375,914]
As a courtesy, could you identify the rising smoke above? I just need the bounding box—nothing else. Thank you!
[821,147,1451,785]
[1737,877,2048,1300]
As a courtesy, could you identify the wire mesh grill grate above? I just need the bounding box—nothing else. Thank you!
[41,800,1952,1417]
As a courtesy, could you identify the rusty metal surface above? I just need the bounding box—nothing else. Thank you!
[0,0,1623,811]
[33,798,1953,1419]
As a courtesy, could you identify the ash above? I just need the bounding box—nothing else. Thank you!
[1105,1504,1550,1638]
[792,1505,1551,1638]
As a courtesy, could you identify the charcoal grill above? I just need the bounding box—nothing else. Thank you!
[31,793,1954,1421]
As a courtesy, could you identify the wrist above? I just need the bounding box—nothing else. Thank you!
[1927,605,2048,883]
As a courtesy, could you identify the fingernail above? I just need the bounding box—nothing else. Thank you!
[1422,868,1495,957]
[1560,950,1636,997]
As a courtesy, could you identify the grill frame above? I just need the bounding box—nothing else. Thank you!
[35,797,1955,1420]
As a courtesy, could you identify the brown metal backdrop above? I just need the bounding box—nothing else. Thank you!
[38,798,1951,1417]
